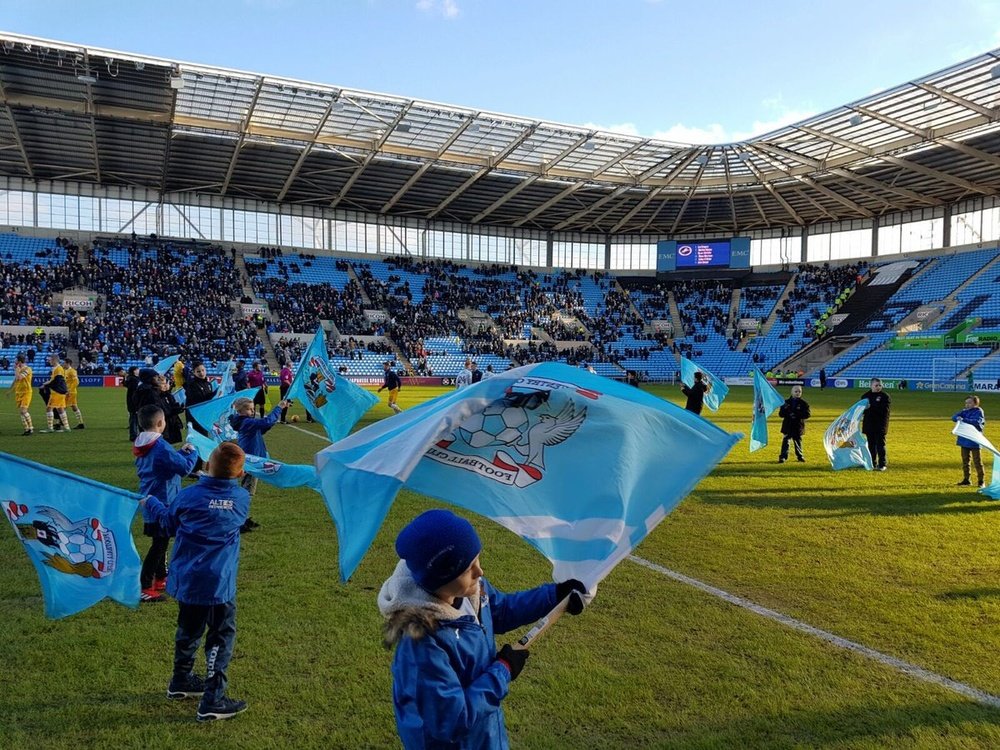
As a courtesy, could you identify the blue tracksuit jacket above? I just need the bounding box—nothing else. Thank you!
[143,476,250,605]
[229,406,282,457]
[133,432,198,524]
[952,406,986,448]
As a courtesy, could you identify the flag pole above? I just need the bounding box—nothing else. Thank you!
[512,595,571,650]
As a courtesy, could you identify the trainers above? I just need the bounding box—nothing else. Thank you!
[39,429,54,433]
[796,457,806,463]
[240,517,260,533]
[167,673,205,700]
[75,424,86,429]
[197,696,248,722]
[979,481,987,489]
[154,577,167,592]
[877,466,887,472]
[22,429,32,436]
[777,458,786,464]
[140,588,166,603]
[957,479,972,486]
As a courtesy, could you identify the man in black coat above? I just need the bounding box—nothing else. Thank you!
[860,378,891,471]
[778,385,811,463]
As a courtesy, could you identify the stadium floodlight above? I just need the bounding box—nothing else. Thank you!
[849,114,864,126]
[169,73,185,90]
[76,73,97,85]
[991,63,1000,80]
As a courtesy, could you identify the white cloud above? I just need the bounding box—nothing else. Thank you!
[417,0,459,19]
[581,103,816,145]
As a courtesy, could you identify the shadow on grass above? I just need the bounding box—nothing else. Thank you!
[936,588,1000,601]
[658,699,1000,749]
[698,488,1000,518]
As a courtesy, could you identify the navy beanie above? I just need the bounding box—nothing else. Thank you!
[396,510,482,593]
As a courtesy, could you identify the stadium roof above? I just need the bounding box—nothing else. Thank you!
[2,31,1000,236]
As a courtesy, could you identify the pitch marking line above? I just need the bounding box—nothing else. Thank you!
[283,422,329,441]
[628,555,1000,709]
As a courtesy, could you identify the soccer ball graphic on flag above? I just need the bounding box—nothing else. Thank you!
[5,502,117,578]
[458,402,530,448]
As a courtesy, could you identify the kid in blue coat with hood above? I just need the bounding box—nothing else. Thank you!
[141,441,252,722]
[952,395,986,487]
[133,404,198,602]
[378,509,588,749]
[227,396,289,500]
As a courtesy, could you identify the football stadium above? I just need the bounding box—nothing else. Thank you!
[3,7,1000,748]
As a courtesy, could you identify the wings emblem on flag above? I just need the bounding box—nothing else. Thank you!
[5,501,119,579]
[303,355,337,409]
[429,378,589,488]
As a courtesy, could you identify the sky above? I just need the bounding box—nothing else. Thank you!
[3,0,1000,144]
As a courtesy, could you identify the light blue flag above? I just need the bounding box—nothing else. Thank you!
[287,327,378,442]
[679,356,729,412]
[750,369,785,452]
[214,359,235,399]
[824,400,873,470]
[153,355,180,377]
[952,422,1000,499]
[186,427,320,491]
[1,452,142,619]
[315,363,740,587]
[186,387,260,442]
[173,386,186,406]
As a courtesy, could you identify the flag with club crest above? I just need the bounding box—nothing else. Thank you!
[952,421,1000,499]
[679,356,729,412]
[315,363,740,588]
[186,387,260,443]
[214,360,235,399]
[750,369,785,452]
[824,400,873,470]
[1,452,142,619]
[186,427,319,491]
[287,327,378,443]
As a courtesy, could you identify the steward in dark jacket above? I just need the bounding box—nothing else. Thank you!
[778,385,810,463]
[184,362,216,435]
[860,378,891,470]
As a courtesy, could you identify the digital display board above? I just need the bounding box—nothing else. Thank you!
[675,240,731,268]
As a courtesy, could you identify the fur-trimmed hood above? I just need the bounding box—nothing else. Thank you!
[378,559,464,648]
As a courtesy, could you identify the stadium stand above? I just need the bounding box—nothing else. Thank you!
[3,224,1000,388]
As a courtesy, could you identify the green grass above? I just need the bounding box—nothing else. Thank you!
[2,385,1000,749]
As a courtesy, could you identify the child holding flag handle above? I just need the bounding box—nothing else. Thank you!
[378,509,587,749]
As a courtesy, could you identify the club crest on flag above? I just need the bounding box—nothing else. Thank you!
[303,354,337,409]
[5,502,119,580]
[245,455,281,475]
[429,380,589,488]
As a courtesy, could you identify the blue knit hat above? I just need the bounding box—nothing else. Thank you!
[396,509,482,593]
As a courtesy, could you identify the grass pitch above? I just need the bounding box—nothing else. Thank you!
[2,384,1000,749]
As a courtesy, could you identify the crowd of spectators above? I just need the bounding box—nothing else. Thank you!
[773,262,866,341]
[67,241,261,371]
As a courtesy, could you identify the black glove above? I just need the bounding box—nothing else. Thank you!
[555,579,587,615]
[496,644,529,681]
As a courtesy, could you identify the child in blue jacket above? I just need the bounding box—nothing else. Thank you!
[952,395,986,487]
[228,396,289,499]
[378,509,587,749]
[133,404,198,603]
[141,441,251,722]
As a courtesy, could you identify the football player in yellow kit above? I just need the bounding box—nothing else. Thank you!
[62,357,85,429]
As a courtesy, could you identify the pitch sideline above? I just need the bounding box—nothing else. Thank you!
[629,555,1000,709]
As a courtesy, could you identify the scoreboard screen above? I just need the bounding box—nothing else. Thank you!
[675,240,731,268]
[656,237,749,272]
